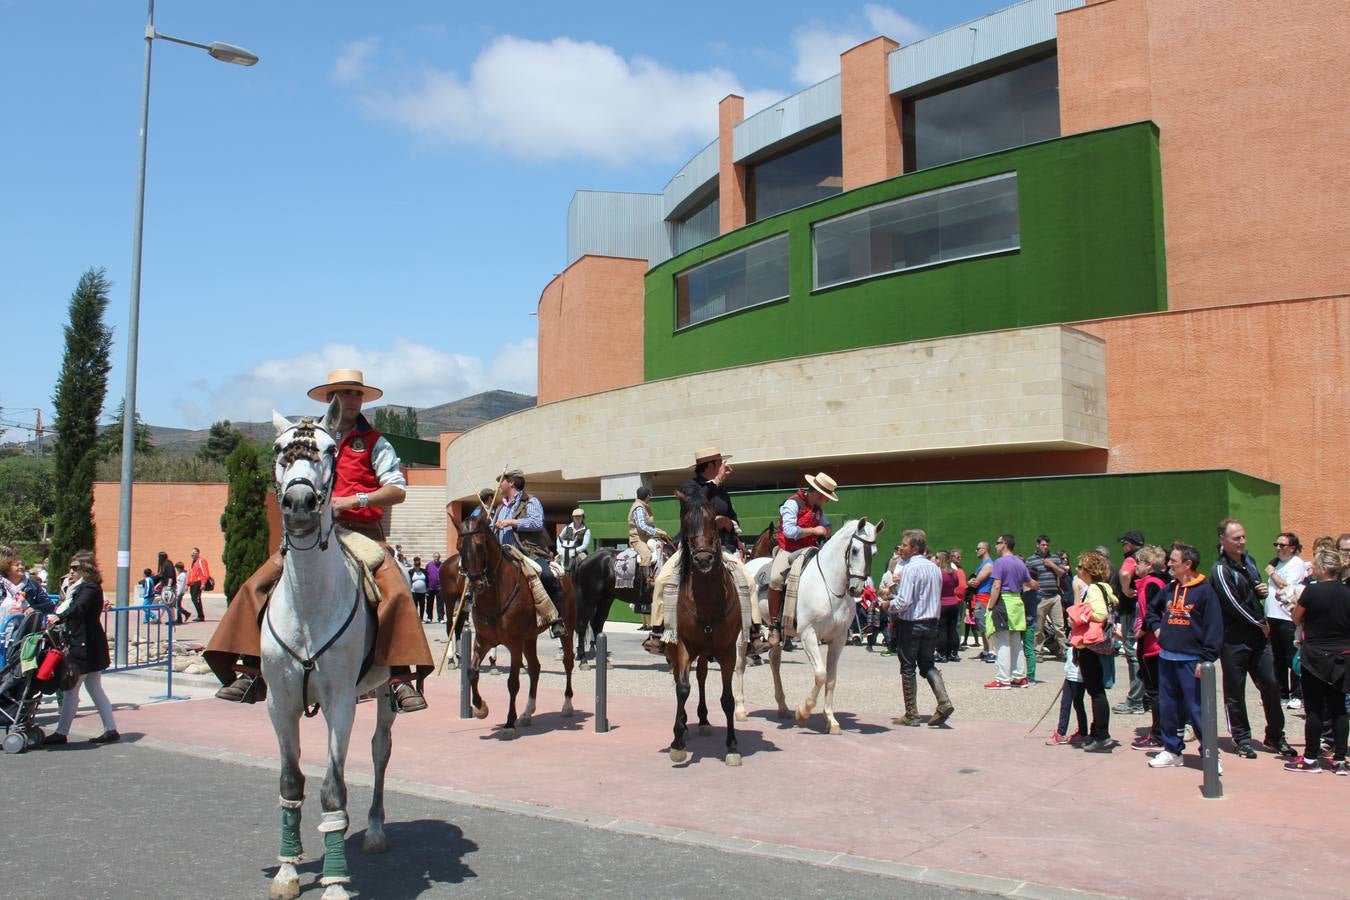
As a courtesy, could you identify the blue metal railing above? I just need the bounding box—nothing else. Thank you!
[102,604,187,701]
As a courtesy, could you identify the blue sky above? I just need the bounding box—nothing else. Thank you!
[2,0,1005,439]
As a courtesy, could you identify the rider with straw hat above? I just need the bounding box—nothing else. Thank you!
[766,472,839,648]
[205,368,434,712]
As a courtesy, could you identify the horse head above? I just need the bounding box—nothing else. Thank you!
[681,492,721,576]
[271,398,341,547]
[456,510,497,593]
[844,517,885,598]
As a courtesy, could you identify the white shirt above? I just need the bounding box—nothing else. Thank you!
[1266,555,1308,621]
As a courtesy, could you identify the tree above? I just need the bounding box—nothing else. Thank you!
[372,405,419,438]
[0,455,56,545]
[198,420,244,464]
[97,399,156,459]
[219,442,270,603]
[50,268,113,575]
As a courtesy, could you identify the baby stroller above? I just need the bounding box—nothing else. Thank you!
[0,611,63,753]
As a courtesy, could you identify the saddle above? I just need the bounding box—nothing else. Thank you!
[614,548,639,590]
[781,547,819,638]
[337,528,385,609]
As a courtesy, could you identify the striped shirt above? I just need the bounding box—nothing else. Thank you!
[890,554,943,621]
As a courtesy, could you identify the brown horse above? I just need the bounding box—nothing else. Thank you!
[668,492,743,766]
[457,513,575,739]
[748,520,778,559]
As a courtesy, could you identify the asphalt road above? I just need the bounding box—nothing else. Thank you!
[0,738,982,900]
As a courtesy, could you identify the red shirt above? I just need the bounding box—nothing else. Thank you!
[334,424,385,524]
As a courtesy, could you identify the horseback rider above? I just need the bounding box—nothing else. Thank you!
[628,486,668,576]
[490,468,567,638]
[557,508,593,573]
[205,369,433,712]
[766,472,839,648]
[642,447,771,655]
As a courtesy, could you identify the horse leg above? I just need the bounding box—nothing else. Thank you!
[822,638,846,735]
[670,647,691,764]
[720,647,742,766]
[576,614,590,670]
[318,700,357,899]
[267,703,304,900]
[362,683,396,854]
[795,629,828,727]
[468,633,489,720]
[734,635,750,721]
[561,619,575,717]
[696,655,713,735]
[519,640,540,726]
[598,596,615,669]
[501,643,522,740]
[769,642,789,718]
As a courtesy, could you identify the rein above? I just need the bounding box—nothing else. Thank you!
[815,528,877,604]
[461,532,522,628]
[274,419,339,555]
[265,554,364,719]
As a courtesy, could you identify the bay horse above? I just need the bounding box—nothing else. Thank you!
[736,518,883,732]
[668,493,743,766]
[748,520,778,559]
[457,513,576,738]
[573,540,668,669]
[263,401,395,900]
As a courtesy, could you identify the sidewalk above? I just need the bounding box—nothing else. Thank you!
[58,663,1343,900]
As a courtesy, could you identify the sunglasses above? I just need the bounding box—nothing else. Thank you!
[1273,542,1292,548]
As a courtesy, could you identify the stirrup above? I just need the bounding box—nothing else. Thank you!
[216,673,266,704]
[549,619,566,639]
[643,629,666,655]
[392,682,427,714]
[748,627,771,655]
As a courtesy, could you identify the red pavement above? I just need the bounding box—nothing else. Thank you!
[105,676,1342,899]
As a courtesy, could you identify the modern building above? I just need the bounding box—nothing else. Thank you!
[445,0,1349,558]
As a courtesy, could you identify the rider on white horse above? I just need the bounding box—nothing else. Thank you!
[205,369,433,713]
[642,446,770,656]
[490,468,567,638]
[766,472,839,648]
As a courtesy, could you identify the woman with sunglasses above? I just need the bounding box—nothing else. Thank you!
[1266,533,1307,710]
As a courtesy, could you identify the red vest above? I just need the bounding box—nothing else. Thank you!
[334,425,385,524]
[777,490,823,552]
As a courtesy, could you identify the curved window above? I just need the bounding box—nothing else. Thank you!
[748,130,842,222]
[812,173,1019,291]
[675,234,789,329]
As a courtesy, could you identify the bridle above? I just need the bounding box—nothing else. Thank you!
[274,419,339,554]
[816,525,877,602]
[459,520,521,627]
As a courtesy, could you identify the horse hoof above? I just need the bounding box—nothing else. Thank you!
[517,715,532,727]
[499,728,517,741]
[561,700,574,717]
[606,658,615,669]
[362,831,387,854]
[828,721,843,735]
[794,709,809,725]
[268,878,301,900]
[776,707,791,719]
[735,708,748,722]
[579,659,591,671]
[698,724,714,736]
[669,748,688,763]
[471,704,489,720]
[725,753,743,767]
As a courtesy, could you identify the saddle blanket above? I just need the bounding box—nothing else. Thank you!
[781,547,819,638]
[337,528,385,607]
[614,548,639,590]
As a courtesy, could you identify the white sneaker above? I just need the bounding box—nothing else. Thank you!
[1149,750,1184,768]
[1288,697,1304,710]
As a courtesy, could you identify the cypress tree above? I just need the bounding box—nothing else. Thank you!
[219,442,270,603]
[50,268,113,575]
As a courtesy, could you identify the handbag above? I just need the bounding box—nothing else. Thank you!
[1067,585,1116,655]
[205,576,215,591]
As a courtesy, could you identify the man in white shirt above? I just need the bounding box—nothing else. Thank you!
[890,529,954,728]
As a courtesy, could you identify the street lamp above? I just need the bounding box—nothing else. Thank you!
[113,0,257,665]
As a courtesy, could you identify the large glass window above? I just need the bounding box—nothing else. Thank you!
[675,233,789,329]
[670,192,720,256]
[904,54,1059,171]
[748,130,842,222]
[812,173,1019,290]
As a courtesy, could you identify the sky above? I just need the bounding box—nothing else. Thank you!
[1,0,1007,440]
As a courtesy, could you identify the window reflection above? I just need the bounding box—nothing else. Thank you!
[675,234,790,329]
[748,130,843,222]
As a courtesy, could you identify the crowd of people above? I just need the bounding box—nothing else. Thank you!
[136,547,213,625]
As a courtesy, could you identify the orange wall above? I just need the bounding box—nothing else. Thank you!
[841,36,901,188]
[93,482,230,598]
[718,94,748,233]
[1058,0,1350,311]
[536,255,648,404]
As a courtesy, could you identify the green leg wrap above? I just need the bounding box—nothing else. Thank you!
[322,829,349,883]
[279,807,302,861]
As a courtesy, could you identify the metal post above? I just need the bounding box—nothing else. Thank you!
[1200,660,1223,799]
[114,0,157,668]
[595,631,609,733]
[150,605,187,701]
[458,626,473,719]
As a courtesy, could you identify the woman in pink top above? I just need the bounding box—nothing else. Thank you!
[936,550,962,662]
[1130,545,1168,751]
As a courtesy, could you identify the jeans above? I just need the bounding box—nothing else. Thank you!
[1220,637,1285,747]
[991,630,1026,683]
[1077,650,1111,740]
[897,618,940,678]
[1035,594,1065,656]
[1057,680,1087,736]
[972,602,987,646]
[1301,669,1348,760]
[56,671,117,736]
[1118,608,1144,704]
[1268,618,1301,701]
[938,605,961,657]
[1158,656,1206,755]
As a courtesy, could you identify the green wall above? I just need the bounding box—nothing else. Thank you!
[582,469,1280,585]
[644,122,1166,380]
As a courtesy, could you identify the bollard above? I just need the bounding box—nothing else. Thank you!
[459,626,473,719]
[1200,660,1223,799]
[114,605,130,668]
[595,631,609,733]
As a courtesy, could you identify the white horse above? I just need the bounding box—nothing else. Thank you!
[263,399,395,900]
[734,518,883,732]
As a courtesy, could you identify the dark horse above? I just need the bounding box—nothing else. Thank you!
[573,544,667,669]
[457,513,576,738]
[668,493,743,766]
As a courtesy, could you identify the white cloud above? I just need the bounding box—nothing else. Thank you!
[353,35,780,165]
[332,37,379,84]
[791,5,928,86]
[189,338,537,424]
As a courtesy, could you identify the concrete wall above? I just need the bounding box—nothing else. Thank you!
[1057,0,1350,310]
[92,482,229,592]
[536,255,648,404]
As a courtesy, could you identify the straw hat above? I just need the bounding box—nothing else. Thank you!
[571,508,585,518]
[307,368,384,402]
[804,472,839,502]
[693,446,732,466]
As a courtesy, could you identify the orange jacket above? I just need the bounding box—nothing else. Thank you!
[188,557,211,586]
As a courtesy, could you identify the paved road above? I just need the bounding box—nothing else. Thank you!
[1,739,982,899]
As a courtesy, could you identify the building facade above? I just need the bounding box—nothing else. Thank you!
[445,0,1349,557]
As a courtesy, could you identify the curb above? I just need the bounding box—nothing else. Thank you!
[83,729,1131,900]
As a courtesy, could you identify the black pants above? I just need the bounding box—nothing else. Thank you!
[1057,680,1088,736]
[412,591,427,619]
[189,582,204,620]
[1220,637,1285,746]
[939,605,961,657]
[1138,653,1161,739]
[897,618,939,678]
[429,588,444,622]
[1268,618,1302,701]
[1301,670,1348,761]
[1077,650,1110,740]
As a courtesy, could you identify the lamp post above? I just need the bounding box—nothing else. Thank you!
[113,0,257,665]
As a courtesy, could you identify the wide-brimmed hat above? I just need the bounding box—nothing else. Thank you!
[694,446,732,466]
[571,508,585,518]
[804,472,839,502]
[307,368,384,402]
